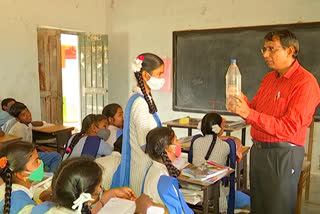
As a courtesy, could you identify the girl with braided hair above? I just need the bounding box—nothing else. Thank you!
[189,112,246,213]
[142,127,193,214]
[113,53,164,196]
[62,114,113,160]
[37,157,152,214]
[0,141,45,214]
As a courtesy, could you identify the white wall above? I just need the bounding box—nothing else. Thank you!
[107,0,320,173]
[0,0,108,120]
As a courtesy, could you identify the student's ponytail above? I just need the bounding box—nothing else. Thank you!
[160,152,180,178]
[200,113,223,160]
[146,127,181,178]
[135,71,158,114]
[2,168,13,214]
[0,142,35,214]
[81,203,92,214]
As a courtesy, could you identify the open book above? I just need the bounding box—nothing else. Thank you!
[181,162,231,182]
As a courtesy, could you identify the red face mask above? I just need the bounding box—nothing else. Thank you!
[174,144,182,158]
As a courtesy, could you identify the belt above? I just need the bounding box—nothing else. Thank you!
[252,140,298,149]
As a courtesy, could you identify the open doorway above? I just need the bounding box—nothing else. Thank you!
[37,28,109,131]
[61,34,81,131]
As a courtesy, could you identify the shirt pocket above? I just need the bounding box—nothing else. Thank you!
[275,97,288,116]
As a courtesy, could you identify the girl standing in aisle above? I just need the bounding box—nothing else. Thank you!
[115,53,165,195]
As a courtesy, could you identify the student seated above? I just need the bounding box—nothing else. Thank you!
[7,102,61,172]
[63,114,113,160]
[189,112,247,213]
[143,127,193,214]
[0,98,16,130]
[34,157,153,214]
[0,141,49,213]
[95,140,122,189]
[102,103,124,145]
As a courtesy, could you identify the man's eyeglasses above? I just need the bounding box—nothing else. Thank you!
[260,46,282,54]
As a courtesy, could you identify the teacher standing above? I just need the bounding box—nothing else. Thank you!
[228,30,320,214]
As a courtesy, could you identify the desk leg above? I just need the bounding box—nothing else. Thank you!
[241,128,246,146]
[55,130,72,154]
[203,188,209,214]
[243,151,248,191]
[188,128,192,136]
[236,162,241,190]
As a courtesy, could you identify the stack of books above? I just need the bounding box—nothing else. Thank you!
[181,161,231,184]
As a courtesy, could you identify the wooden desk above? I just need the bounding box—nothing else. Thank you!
[163,117,250,146]
[178,167,234,214]
[0,135,22,146]
[180,138,250,192]
[33,125,74,153]
[236,146,250,191]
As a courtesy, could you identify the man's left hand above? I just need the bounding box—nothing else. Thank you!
[227,95,251,119]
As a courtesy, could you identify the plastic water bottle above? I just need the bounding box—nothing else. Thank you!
[226,59,241,109]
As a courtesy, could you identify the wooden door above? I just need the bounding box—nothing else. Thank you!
[37,29,63,125]
[79,34,108,119]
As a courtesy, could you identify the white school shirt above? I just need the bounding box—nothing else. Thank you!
[192,135,230,166]
[128,87,158,195]
[44,206,76,214]
[143,160,170,205]
[106,125,120,146]
[95,151,122,189]
[8,121,33,143]
[192,135,230,212]
[0,183,34,214]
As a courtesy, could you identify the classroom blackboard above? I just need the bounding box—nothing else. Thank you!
[173,22,320,117]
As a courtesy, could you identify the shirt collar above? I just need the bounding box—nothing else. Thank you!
[281,60,300,79]
[12,183,33,198]
[151,160,169,173]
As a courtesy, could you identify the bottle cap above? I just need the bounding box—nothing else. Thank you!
[231,59,236,63]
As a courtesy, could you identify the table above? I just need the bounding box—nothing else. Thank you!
[33,125,74,153]
[163,117,250,146]
[180,137,250,192]
[0,135,22,146]
[178,165,234,214]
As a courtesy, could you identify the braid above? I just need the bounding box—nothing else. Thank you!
[65,133,84,159]
[135,72,157,114]
[205,134,217,160]
[81,203,92,214]
[149,92,158,112]
[161,152,180,178]
[3,169,13,214]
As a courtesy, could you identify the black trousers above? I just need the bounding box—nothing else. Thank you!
[250,144,304,214]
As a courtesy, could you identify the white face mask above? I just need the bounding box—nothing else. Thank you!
[146,74,165,90]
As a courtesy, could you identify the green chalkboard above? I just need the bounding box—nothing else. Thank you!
[173,22,320,117]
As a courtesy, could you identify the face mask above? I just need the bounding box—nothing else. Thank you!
[97,128,111,141]
[174,144,182,158]
[146,74,165,90]
[25,160,44,182]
